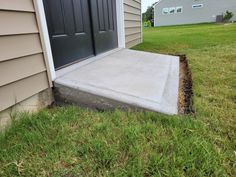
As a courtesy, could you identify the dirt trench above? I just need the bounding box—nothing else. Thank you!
[178,55,194,114]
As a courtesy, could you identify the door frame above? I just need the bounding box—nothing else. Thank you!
[33,0,125,81]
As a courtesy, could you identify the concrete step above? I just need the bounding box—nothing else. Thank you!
[54,49,179,115]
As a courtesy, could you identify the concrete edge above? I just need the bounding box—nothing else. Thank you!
[54,83,145,111]
[54,81,176,115]
[159,57,180,114]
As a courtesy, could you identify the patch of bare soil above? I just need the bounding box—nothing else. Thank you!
[178,55,194,114]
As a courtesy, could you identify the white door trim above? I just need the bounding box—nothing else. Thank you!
[34,0,125,81]
[116,0,126,48]
[33,0,56,82]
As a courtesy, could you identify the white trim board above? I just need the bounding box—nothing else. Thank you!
[116,0,126,48]
[33,0,56,82]
[34,0,125,81]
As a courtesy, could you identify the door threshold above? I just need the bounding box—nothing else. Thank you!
[55,55,95,71]
[56,48,123,79]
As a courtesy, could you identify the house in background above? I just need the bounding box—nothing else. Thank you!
[0,0,142,128]
[154,0,236,27]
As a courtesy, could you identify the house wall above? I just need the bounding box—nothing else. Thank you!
[154,0,236,27]
[124,0,142,48]
[0,0,53,114]
[0,88,53,130]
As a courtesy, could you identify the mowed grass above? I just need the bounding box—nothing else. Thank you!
[1,23,236,176]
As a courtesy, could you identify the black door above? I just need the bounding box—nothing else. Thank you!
[90,0,118,54]
[43,0,94,69]
[43,0,118,69]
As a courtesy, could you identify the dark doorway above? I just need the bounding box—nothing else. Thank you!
[90,0,118,54]
[43,0,118,69]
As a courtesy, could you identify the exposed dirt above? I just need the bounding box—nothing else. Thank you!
[178,55,194,114]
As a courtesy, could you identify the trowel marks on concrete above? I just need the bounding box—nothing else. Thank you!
[55,49,180,115]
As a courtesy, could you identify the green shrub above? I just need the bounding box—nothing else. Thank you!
[223,11,234,22]
[144,21,152,28]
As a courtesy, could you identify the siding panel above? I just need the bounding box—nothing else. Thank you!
[0,11,39,35]
[126,38,142,48]
[125,13,141,21]
[0,34,42,62]
[125,27,141,35]
[124,5,141,15]
[0,0,51,112]
[0,0,34,12]
[125,33,141,43]
[124,0,141,9]
[125,20,141,28]
[124,0,142,48]
[0,72,49,111]
[0,54,46,86]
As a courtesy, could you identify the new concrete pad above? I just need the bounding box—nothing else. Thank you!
[55,49,179,115]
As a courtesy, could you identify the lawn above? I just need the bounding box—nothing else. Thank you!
[1,23,236,176]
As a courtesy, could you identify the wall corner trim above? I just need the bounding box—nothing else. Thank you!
[33,0,56,83]
[117,0,126,48]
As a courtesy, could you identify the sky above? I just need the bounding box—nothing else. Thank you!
[142,0,160,13]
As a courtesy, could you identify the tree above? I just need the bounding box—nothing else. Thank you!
[142,4,155,26]
[143,6,154,21]
[223,11,234,22]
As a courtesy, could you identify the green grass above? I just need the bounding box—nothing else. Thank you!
[1,23,236,176]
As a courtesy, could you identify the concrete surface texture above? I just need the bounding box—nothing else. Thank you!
[55,49,179,115]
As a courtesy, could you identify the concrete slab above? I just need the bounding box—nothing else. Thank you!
[55,49,179,115]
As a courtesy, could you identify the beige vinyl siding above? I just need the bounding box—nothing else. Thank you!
[0,54,46,86]
[124,0,142,48]
[0,72,49,111]
[0,11,39,35]
[0,0,34,12]
[0,0,51,112]
[0,34,42,62]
